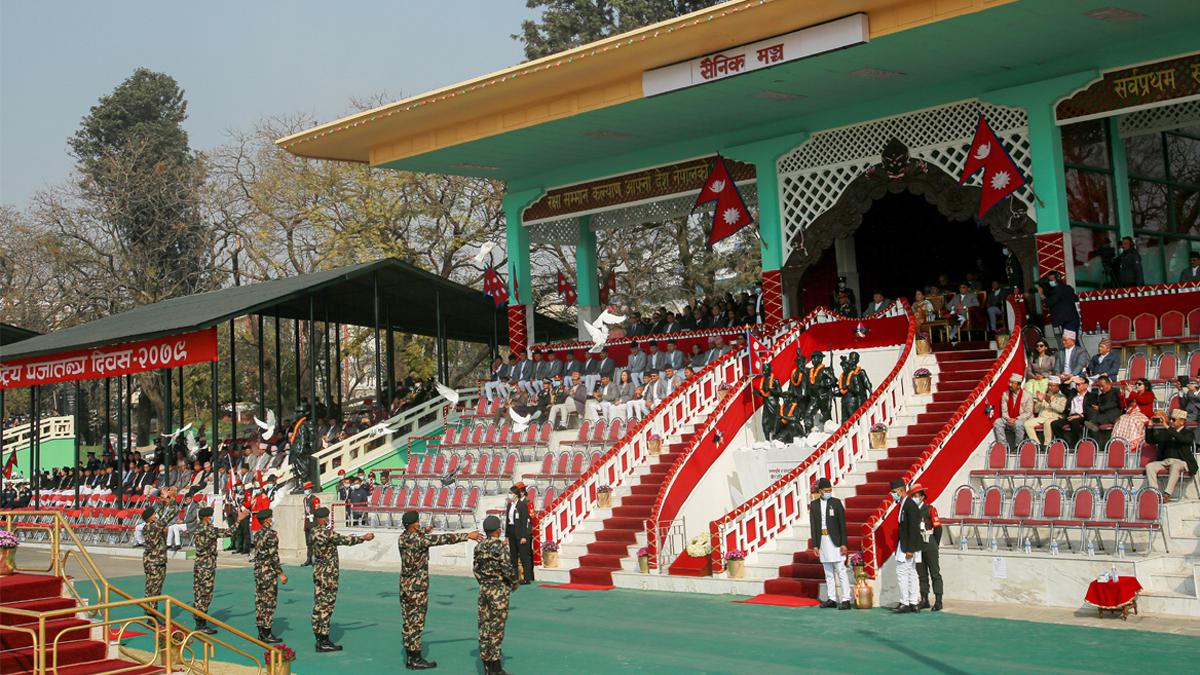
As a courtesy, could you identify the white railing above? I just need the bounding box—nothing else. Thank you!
[708,300,916,573]
[273,388,478,488]
[2,415,75,453]
[533,321,797,559]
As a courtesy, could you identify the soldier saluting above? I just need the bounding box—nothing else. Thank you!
[398,510,482,670]
[476,516,518,675]
[252,508,286,644]
[140,486,179,625]
[309,506,374,653]
[192,505,249,634]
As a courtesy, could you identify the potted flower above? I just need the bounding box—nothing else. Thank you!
[725,550,746,579]
[995,328,1011,350]
[915,332,932,355]
[848,553,873,609]
[647,434,662,456]
[637,546,650,573]
[597,485,613,509]
[913,368,933,395]
[266,644,297,675]
[869,423,888,449]
[0,530,19,576]
[542,540,560,568]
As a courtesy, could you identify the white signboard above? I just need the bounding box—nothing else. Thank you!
[643,13,870,97]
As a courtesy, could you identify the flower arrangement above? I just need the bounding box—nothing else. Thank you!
[0,531,19,549]
[541,540,559,553]
[684,533,712,558]
[914,368,932,378]
[267,644,297,664]
[869,423,887,433]
[597,485,613,493]
[637,547,649,558]
[724,549,746,561]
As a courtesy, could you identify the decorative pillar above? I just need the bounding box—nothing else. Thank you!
[725,132,808,324]
[575,216,601,337]
[502,187,543,355]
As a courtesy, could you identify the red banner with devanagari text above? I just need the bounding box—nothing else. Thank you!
[0,327,218,389]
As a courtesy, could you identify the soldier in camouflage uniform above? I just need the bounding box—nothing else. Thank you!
[309,507,374,653]
[191,506,249,635]
[252,508,287,644]
[141,487,178,625]
[398,510,482,670]
[475,516,518,675]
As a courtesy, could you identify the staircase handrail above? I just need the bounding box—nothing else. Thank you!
[273,386,477,489]
[531,320,797,561]
[2,415,75,454]
[705,300,916,572]
[2,508,285,673]
[860,296,1028,577]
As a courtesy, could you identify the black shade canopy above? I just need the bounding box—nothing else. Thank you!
[0,258,574,362]
[0,323,40,347]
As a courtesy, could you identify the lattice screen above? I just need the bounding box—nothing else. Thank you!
[777,99,1035,262]
[1118,98,1200,138]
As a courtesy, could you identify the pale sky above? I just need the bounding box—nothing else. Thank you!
[0,0,539,206]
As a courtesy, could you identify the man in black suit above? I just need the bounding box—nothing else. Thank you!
[505,482,534,584]
[810,478,852,609]
[891,479,923,613]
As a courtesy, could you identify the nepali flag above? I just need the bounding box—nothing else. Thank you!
[694,154,754,249]
[557,270,578,306]
[598,270,617,305]
[959,115,1028,221]
[746,330,772,376]
[483,265,509,307]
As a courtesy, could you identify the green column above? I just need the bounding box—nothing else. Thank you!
[1109,116,1134,239]
[502,188,543,304]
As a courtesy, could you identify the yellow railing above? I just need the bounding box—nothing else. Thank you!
[1,511,291,675]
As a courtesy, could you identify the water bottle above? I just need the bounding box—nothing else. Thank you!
[990,538,998,553]
[959,535,968,552]
[1087,540,1095,558]
[1117,542,1126,559]
[1024,537,1032,554]
[1050,539,1059,557]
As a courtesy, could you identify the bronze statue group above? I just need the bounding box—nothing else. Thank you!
[756,351,872,442]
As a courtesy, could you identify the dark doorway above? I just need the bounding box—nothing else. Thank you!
[854,191,1008,302]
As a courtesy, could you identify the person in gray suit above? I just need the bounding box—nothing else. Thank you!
[626,342,647,387]
[1180,251,1200,283]
[1054,330,1090,380]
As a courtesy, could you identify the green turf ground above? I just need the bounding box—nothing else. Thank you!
[88,566,1196,675]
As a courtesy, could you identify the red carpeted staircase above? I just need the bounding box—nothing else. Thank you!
[763,341,996,599]
[569,435,691,586]
[0,573,158,675]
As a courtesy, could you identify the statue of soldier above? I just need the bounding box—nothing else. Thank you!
[289,405,320,494]
[838,352,873,423]
[755,363,785,441]
[804,351,838,431]
[787,353,811,439]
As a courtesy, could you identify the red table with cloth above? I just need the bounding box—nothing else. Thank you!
[1084,577,1142,619]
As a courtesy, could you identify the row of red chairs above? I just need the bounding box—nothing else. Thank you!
[438,423,552,461]
[943,484,1165,554]
[399,451,518,494]
[1109,310,1198,359]
[521,450,602,489]
[972,437,1197,499]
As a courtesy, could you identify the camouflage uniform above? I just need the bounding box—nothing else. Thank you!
[191,520,235,613]
[142,500,178,615]
[474,537,517,662]
[309,525,366,636]
[398,529,469,652]
[252,525,282,629]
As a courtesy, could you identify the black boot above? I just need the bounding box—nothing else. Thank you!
[932,595,943,611]
[917,596,931,610]
[406,650,437,670]
[316,634,343,652]
[259,627,282,644]
[195,618,217,635]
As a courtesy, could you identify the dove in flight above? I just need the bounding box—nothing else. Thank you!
[472,242,497,263]
[434,382,460,408]
[509,407,532,433]
[253,409,277,442]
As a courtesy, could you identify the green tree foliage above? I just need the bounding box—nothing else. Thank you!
[515,0,724,60]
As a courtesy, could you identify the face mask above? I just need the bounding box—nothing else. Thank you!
[821,493,832,501]
[892,492,902,502]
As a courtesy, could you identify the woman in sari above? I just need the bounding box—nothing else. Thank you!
[1023,339,1056,396]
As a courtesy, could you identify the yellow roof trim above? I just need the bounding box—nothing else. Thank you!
[277,0,1017,166]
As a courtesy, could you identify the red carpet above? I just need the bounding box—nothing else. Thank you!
[539,583,615,590]
[734,594,822,607]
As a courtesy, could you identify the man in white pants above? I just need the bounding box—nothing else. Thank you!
[890,480,923,613]
[810,478,852,609]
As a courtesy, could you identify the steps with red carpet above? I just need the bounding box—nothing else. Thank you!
[760,341,997,600]
[0,572,160,675]
[568,437,690,586]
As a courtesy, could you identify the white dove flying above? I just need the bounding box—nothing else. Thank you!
[254,409,277,441]
[434,382,460,408]
[472,242,497,263]
[509,407,532,433]
[162,422,193,445]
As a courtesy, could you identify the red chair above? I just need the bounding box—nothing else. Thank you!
[939,485,979,547]
[1121,488,1166,553]
[1109,315,1133,361]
